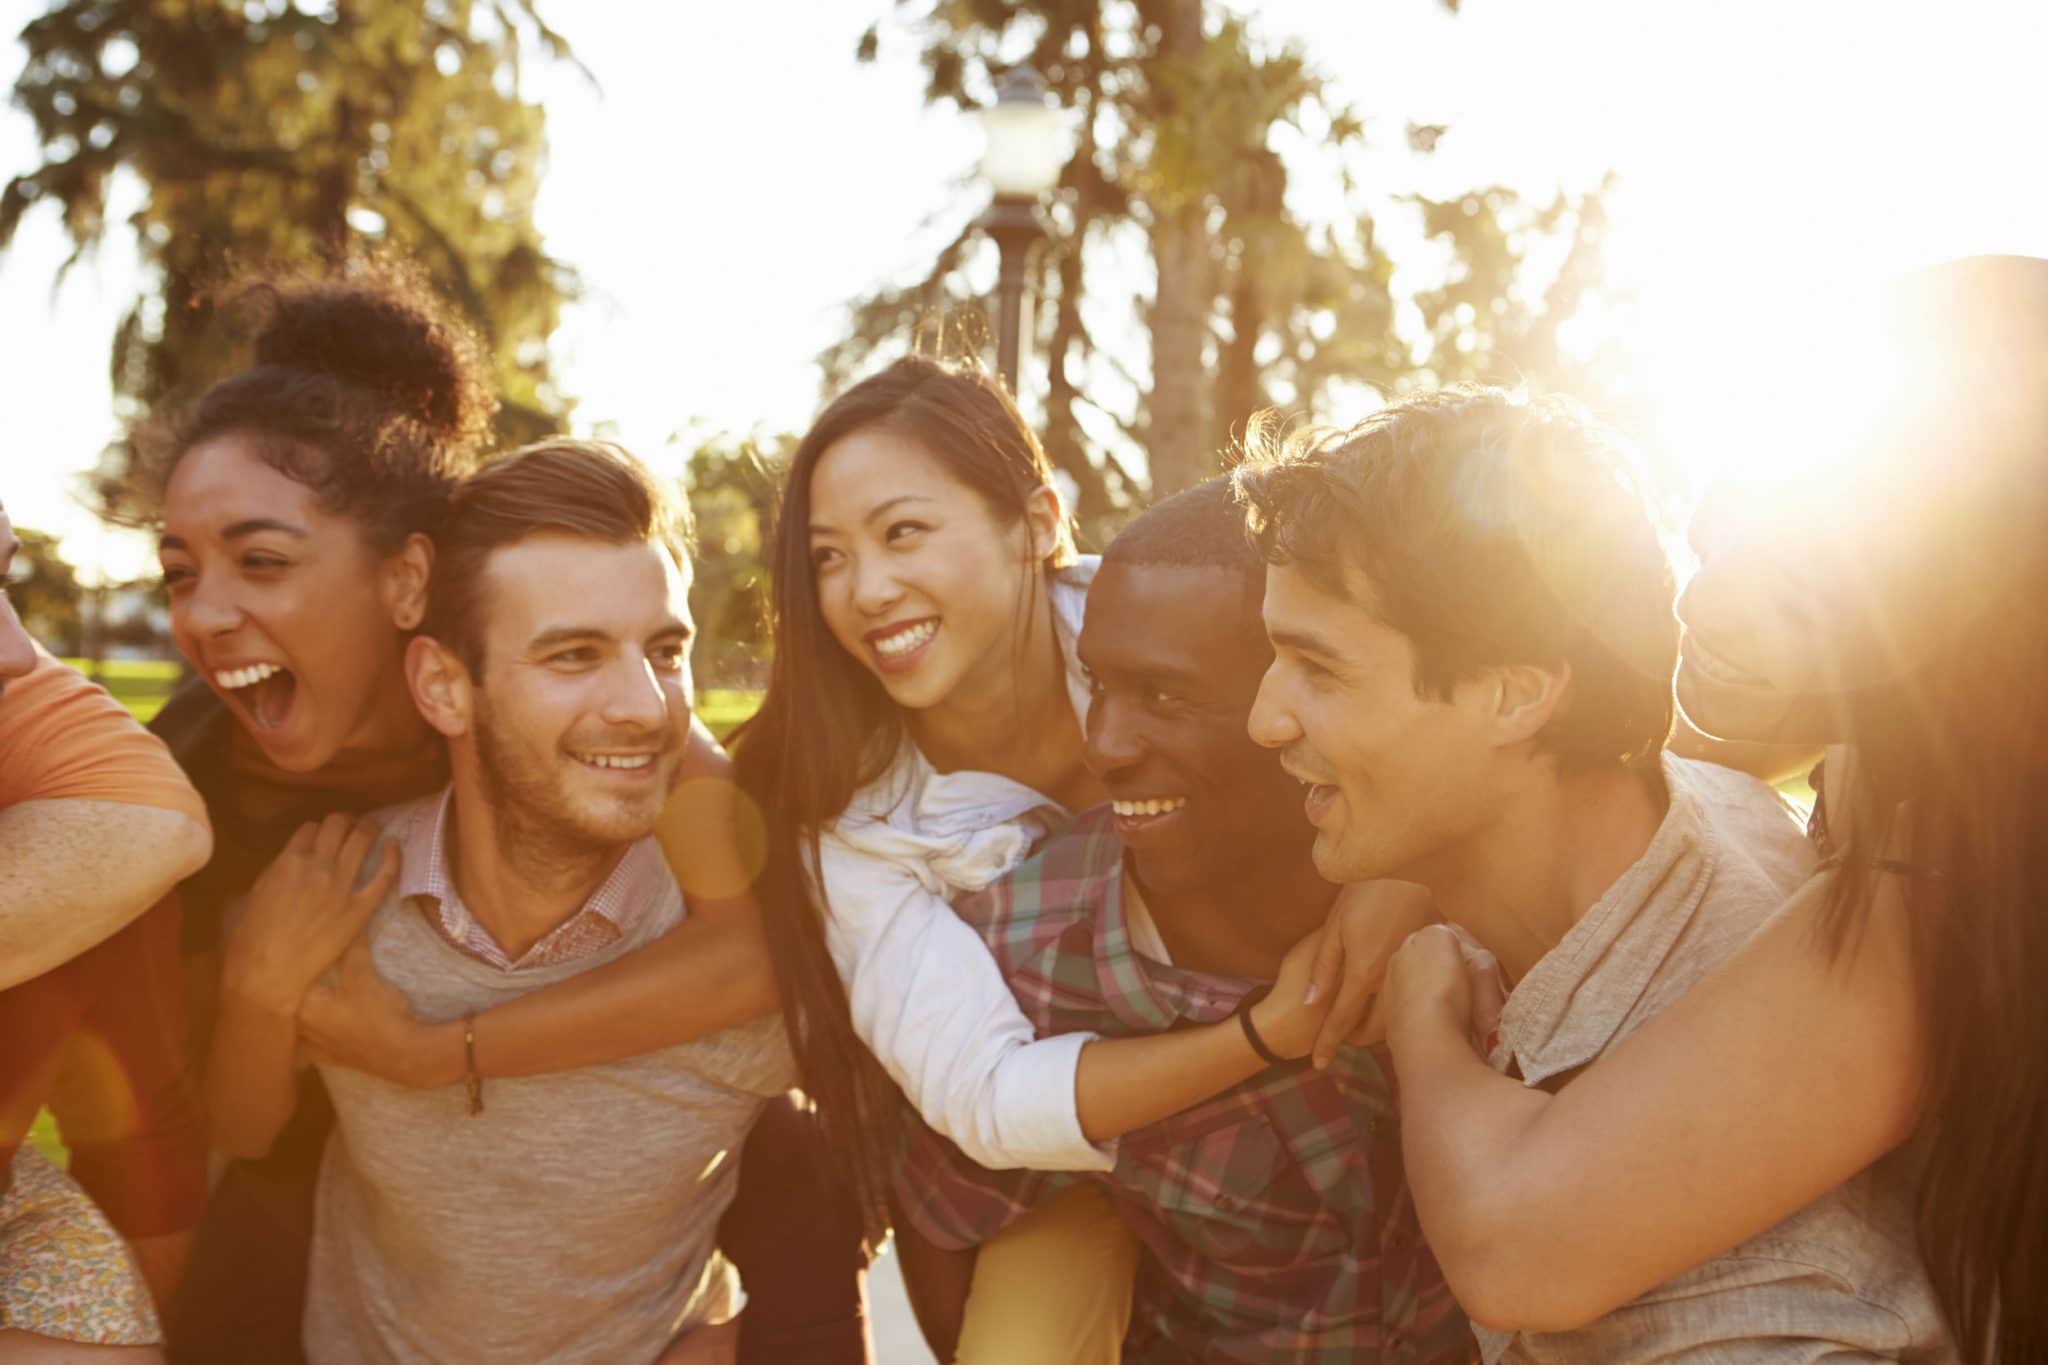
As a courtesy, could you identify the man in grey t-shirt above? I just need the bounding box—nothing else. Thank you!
[226,441,789,1365]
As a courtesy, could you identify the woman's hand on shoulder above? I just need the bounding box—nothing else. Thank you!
[222,812,399,1017]
[1299,880,1444,1065]
[299,933,463,1089]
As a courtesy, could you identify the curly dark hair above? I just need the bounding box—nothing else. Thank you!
[131,256,498,551]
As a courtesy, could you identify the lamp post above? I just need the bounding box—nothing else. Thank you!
[976,66,1066,395]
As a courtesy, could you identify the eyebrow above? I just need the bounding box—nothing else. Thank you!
[159,518,309,552]
[808,494,936,537]
[1267,623,1347,663]
[527,619,692,652]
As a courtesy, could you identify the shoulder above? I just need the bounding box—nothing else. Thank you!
[0,651,206,824]
[1049,555,1099,631]
[955,806,1122,932]
[1667,755,1816,892]
[147,677,229,762]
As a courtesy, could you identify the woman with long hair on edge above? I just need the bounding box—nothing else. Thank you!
[141,258,867,1364]
[1378,254,2048,1361]
[313,352,1400,1362]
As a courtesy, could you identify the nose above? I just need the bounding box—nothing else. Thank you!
[600,655,674,733]
[1082,693,1145,781]
[179,569,246,640]
[849,551,904,617]
[0,595,37,681]
[1246,663,1300,750]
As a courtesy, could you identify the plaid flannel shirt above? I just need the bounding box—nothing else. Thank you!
[896,807,1469,1364]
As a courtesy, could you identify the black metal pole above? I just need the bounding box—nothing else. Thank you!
[980,195,1043,396]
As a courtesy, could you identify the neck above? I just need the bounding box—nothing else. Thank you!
[443,768,624,963]
[1415,758,1668,985]
[1136,848,1335,980]
[907,575,1095,806]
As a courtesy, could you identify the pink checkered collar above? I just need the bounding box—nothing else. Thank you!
[397,786,666,971]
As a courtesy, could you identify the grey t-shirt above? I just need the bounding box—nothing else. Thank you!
[303,796,794,1365]
[1476,756,1953,1364]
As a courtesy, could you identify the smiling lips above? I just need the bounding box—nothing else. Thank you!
[1112,796,1186,819]
[866,617,938,673]
[574,752,657,772]
[1683,634,1770,689]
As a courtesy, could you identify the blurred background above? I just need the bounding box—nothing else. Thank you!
[6,0,2045,700]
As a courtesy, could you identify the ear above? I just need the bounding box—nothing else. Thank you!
[405,634,473,739]
[1020,484,1065,564]
[381,533,435,632]
[1488,660,1572,749]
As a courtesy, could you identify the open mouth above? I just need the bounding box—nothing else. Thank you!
[215,662,299,733]
[1293,776,1339,824]
[867,618,938,674]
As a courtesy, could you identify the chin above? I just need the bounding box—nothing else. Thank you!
[1675,668,1809,746]
[1309,831,1367,886]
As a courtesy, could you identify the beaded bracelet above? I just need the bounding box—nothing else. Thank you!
[463,1014,485,1116]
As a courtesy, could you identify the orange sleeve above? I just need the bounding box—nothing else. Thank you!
[0,651,209,828]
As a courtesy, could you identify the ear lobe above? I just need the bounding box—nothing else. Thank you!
[405,634,472,739]
[1492,661,1571,748]
[383,534,435,632]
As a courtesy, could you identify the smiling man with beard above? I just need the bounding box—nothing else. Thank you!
[894,478,1467,1364]
[205,441,790,1364]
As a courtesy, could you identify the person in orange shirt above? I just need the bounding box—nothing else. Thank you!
[0,493,214,1360]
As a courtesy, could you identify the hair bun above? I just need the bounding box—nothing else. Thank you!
[247,257,497,452]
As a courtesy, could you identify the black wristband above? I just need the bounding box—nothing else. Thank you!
[1234,984,1286,1067]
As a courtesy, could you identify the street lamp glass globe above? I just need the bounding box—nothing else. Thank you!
[978,68,1066,198]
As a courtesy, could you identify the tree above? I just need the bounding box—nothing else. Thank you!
[3,0,583,520]
[7,526,85,655]
[680,432,783,692]
[833,1,1618,520]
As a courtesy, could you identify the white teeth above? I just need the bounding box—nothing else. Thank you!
[578,753,654,771]
[874,620,938,658]
[216,663,282,691]
[1112,797,1187,818]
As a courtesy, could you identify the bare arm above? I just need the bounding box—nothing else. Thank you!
[297,717,778,1087]
[0,799,210,990]
[1072,885,1422,1140]
[208,816,396,1159]
[1382,873,1924,1332]
[1072,994,1292,1141]
[203,980,302,1161]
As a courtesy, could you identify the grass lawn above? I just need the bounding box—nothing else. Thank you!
[60,658,764,739]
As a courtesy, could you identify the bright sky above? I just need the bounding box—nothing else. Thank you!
[5,0,2044,581]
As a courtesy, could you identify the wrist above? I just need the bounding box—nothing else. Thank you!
[221,959,305,1020]
[1387,993,1476,1061]
[415,1018,469,1089]
[1241,986,1297,1064]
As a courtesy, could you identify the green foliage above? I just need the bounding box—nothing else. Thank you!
[4,0,582,520]
[8,527,84,655]
[836,0,1619,505]
[681,431,785,692]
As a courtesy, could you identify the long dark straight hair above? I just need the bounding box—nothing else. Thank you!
[1811,256,2048,1362]
[732,356,1075,1241]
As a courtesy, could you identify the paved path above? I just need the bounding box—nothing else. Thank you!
[868,1236,940,1363]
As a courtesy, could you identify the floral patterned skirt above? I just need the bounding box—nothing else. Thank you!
[0,1146,162,1345]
